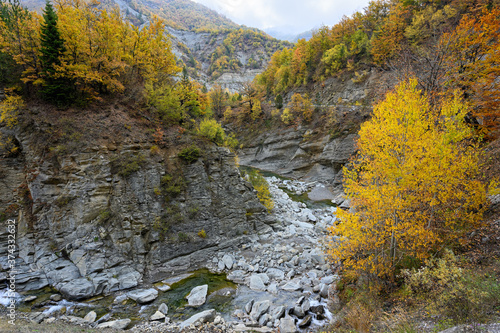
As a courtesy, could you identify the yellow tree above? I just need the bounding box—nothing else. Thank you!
[0,1,41,87]
[328,79,488,282]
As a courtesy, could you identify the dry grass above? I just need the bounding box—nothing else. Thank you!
[342,302,379,333]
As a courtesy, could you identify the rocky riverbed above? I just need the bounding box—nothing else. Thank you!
[1,173,340,332]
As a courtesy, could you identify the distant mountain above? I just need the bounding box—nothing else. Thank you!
[292,30,313,42]
[24,0,292,90]
[264,27,313,42]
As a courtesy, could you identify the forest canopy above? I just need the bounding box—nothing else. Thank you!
[0,0,179,104]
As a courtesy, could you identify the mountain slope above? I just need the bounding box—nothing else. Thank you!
[25,0,292,90]
[122,0,239,31]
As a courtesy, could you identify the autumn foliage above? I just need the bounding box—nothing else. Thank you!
[328,79,488,281]
[0,0,178,103]
[443,7,500,135]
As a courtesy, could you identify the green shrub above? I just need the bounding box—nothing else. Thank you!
[177,232,190,242]
[110,153,146,177]
[161,173,186,198]
[98,209,112,223]
[178,145,201,163]
[403,250,500,324]
[188,205,199,218]
[152,204,186,241]
[198,118,225,145]
[243,169,274,213]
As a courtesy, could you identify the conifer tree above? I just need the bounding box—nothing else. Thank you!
[39,0,68,103]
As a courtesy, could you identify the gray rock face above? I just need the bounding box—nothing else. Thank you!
[179,309,216,329]
[59,278,94,300]
[97,318,131,330]
[127,288,158,304]
[0,138,271,300]
[238,127,357,185]
[186,285,208,307]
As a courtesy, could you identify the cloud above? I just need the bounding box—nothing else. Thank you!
[193,0,371,34]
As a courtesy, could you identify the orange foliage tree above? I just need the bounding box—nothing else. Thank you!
[328,79,488,281]
[443,7,500,134]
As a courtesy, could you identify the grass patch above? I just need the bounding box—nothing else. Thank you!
[178,145,201,163]
[110,153,146,177]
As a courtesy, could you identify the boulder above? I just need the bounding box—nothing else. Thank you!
[249,274,266,291]
[301,299,311,313]
[257,273,270,284]
[245,299,254,314]
[83,311,97,323]
[282,281,302,292]
[270,305,286,321]
[298,315,312,328]
[127,288,158,304]
[266,268,285,280]
[156,284,171,292]
[222,254,233,270]
[23,296,37,302]
[250,300,271,321]
[158,303,169,315]
[150,311,165,321]
[227,270,247,284]
[185,285,208,307]
[293,305,305,318]
[97,318,131,330]
[179,309,216,329]
[321,275,336,285]
[267,282,278,294]
[59,278,94,300]
[279,316,298,333]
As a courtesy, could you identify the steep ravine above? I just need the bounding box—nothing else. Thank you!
[0,129,274,301]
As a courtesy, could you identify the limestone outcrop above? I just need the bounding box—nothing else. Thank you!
[0,131,274,300]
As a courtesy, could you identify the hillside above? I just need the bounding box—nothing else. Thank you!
[2,0,500,332]
[24,0,238,31]
[24,0,292,90]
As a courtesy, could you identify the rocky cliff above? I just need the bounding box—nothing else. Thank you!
[0,128,274,300]
[238,127,357,187]
[236,69,396,188]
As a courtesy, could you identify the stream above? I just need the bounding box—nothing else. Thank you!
[1,166,340,332]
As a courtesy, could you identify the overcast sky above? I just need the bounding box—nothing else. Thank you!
[192,0,372,34]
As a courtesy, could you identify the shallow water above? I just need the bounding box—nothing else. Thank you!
[240,165,336,209]
[142,269,237,322]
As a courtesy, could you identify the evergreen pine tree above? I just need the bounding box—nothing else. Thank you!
[275,94,283,109]
[40,0,69,104]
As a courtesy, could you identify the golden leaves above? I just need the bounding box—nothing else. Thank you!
[328,79,488,281]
